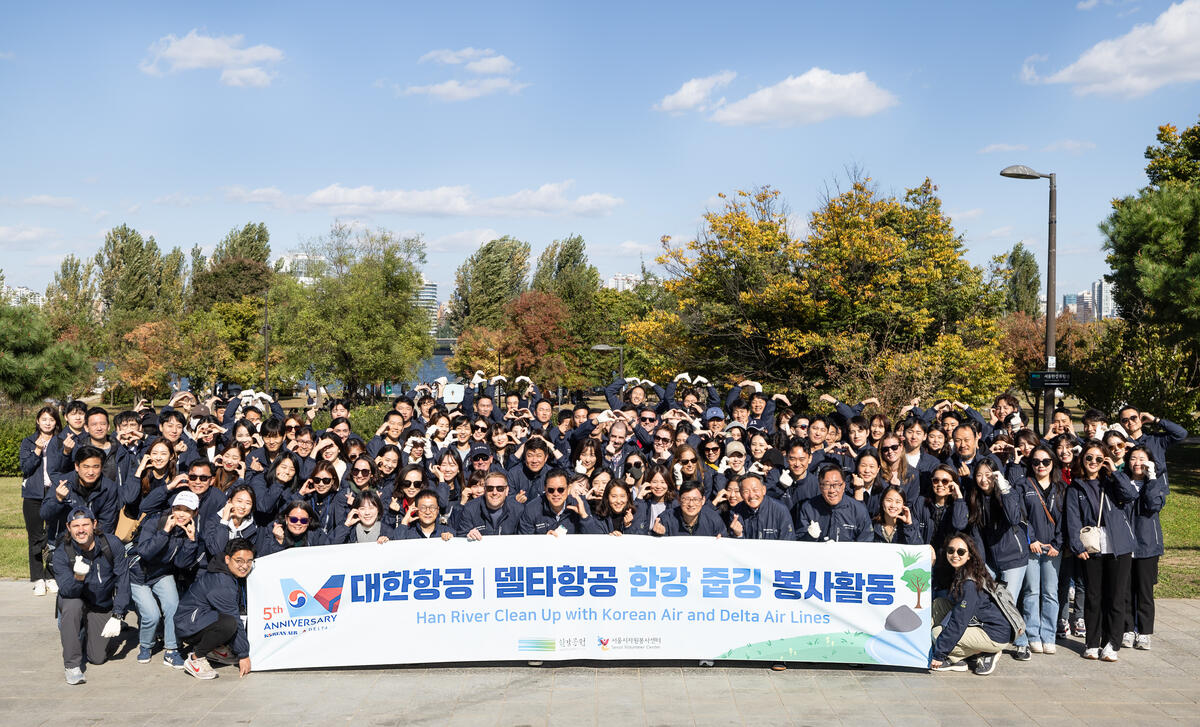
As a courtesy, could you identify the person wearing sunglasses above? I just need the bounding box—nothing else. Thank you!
[1065,440,1138,662]
[518,469,603,535]
[930,534,1013,676]
[916,466,968,581]
[249,452,302,524]
[398,489,454,541]
[457,472,523,539]
[1014,444,1066,655]
[384,465,429,529]
[138,461,227,536]
[290,458,338,534]
[259,500,328,556]
[964,458,1030,659]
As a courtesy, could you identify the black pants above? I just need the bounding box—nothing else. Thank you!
[1127,556,1159,635]
[183,613,238,659]
[23,498,47,581]
[1082,553,1132,650]
[58,597,112,669]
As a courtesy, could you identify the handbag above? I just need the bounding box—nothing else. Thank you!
[1078,490,1105,554]
[114,506,146,543]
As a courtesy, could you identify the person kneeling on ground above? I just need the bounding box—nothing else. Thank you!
[930,533,1014,676]
[52,505,131,685]
[175,537,255,680]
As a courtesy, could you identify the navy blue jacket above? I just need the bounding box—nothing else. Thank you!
[140,485,227,532]
[1130,418,1188,477]
[507,462,550,500]
[655,505,728,537]
[255,526,330,556]
[871,518,923,544]
[41,473,120,542]
[795,496,872,542]
[46,427,86,481]
[594,505,651,535]
[777,470,819,510]
[518,496,604,535]
[397,520,455,539]
[732,497,795,540]
[1017,477,1065,552]
[968,485,1028,572]
[1065,475,1138,557]
[134,512,202,584]
[331,520,399,544]
[201,515,258,561]
[19,433,56,500]
[454,497,524,536]
[1112,470,1168,559]
[175,557,250,658]
[932,579,1012,662]
[51,532,131,616]
[913,496,967,548]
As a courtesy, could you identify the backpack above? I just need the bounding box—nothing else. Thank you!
[59,533,116,570]
[979,579,1026,639]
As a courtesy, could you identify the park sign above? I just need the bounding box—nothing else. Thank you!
[1029,370,1072,389]
[248,536,932,670]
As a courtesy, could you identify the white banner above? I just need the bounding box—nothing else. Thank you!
[248,536,932,670]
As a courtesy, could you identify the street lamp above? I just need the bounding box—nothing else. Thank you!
[1000,164,1056,432]
[591,343,625,382]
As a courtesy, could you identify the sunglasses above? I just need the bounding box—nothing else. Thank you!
[1120,414,1139,423]
[484,485,508,493]
[931,477,953,485]
[312,476,334,485]
[945,547,968,557]
[880,444,901,452]
[352,469,371,476]
[1084,455,1105,463]
[473,426,489,432]
[703,446,720,452]
[654,437,672,444]
[288,516,309,525]
[678,457,697,464]
[1032,458,1053,467]
[545,486,567,494]
[403,480,423,487]
[188,474,212,481]
[284,425,297,432]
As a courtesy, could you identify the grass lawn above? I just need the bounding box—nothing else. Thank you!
[4,444,1200,597]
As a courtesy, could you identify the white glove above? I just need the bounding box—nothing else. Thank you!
[717,457,730,472]
[241,388,257,401]
[641,379,657,389]
[626,377,642,387]
[596,410,614,424]
[751,382,763,393]
[693,376,709,386]
[749,462,767,475]
[73,556,90,577]
[515,376,532,386]
[574,462,589,475]
[1072,444,1082,456]
[1146,461,1157,480]
[807,521,822,539]
[779,471,794,488]
[100,616,122,639]
[471,371,486,386]
[674,373,691,383]
[994,470,1011,494]
[673,463,683,486]
[1007,413,1021,428]
[490,375,507,385]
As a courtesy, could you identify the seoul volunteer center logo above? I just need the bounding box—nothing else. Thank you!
[261,575,345,638]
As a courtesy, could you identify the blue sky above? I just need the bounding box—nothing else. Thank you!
[2,0,1198,305]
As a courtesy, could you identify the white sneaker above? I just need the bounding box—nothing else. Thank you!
[1042,643,1057,655]
[46,578,59,594]
[1100,643,1119,662]
[1135,634,1152,650]
[33,579,46,597]
[1083,648,1099,660]
[1121,631,1135,649]
[184,654,218,680]
[1029,642,1043,653]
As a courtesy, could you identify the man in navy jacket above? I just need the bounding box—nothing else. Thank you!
[729,475,795,540]
[176,537,255,680]
[457,472,524,538]
[42,446,120,545]
[794,465,873,543]
[652,483,728,536]
[518,469,603,535]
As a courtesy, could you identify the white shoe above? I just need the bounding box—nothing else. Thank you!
[1042,643,1056,655]
[1083,648,1099,660]
[1100,643,1119,662]
[1121,631,1135,649]
[1029,641,1043,654]
[46,578,59,594]
[1135,634,1152,650]
[33,579,46,597]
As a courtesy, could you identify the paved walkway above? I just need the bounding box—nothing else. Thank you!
[1,581,1199,726]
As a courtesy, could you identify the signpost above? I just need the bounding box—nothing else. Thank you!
[1029,370,1072,389]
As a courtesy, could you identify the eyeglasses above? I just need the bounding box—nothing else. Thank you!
[484,485,508,493]
[230,557,254,567]
[1031,458,1053,467]
[819,483,845,490]
[1120,414,1139,423]
[679,496,704,504]
[930,477,953,485]
[945,547,968,557]
[545,486,567,494]
[1084,455,1105,463]
[288,516,309,525]
[416,505,439,513]
[188,474,212,482]
[678,457,697,464]
[880,444,901,452]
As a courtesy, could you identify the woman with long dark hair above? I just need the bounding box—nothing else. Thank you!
[1015,444,1065,656]
[930,533,1013,676]
[965,457,1029,658]
[19,405,61,596]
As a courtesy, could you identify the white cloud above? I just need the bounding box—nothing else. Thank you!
[419,47,495,65]
[127,203,141,214]
[655,71,737,113]
[153,193,207,206]
[710,68,898,126]
[948,208,985,220]
[429,228,501,252]
[1,194,76,208]
[465,55,516,75]
[1077,0,1101,8]
[1034,0,1200,96]
[404,77,529,101]
[618,240,652,254]
[983,226,1015,239]
[140,29,283,87]
[0,225,55,243]
[978,143,1029,154]
[92,210,110,222]
[1021,54,1048,83]
[1042,139,1097,153]
[0,51,14,60]
[229,180,622,217]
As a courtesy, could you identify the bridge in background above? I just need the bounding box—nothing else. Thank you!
[434,338,457,356]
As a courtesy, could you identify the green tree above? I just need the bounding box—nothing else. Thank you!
[531,234,600,337]
[157,246,187,318]
[94,224,161,318]
[43,255,99,346]
[212,222,271,265]
[499,291,581,389]
[447,235,530,333]
[286,224,433,399]
[1001,242,1041,317]
[1144,116,1200,188]
[0,303,91,407]
[190,257,273,310]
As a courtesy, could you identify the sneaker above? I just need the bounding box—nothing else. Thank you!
[33,579,46,597]
[64,667,86,685]
[46,578,59,594]
[973,654,998,675]
[1122,631,1135,649]
[184,654,217,680]
[207,645,239,666]
[1043,643,1057,655]
[137,646,152,664]
[932,660,969,672]
[1135,634,1152,650]
[1100,643,1119,662]
[1083,648,1100,660]
[770,663,787,671]
[1029,642,1044,654]
[1012,645,1031,661]
[1073,618,1087,637]
[1057,619,1070,638]
[163,649,185,669]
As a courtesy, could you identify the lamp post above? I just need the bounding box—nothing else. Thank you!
[591,343,625,382]
[1000,164,1056,432]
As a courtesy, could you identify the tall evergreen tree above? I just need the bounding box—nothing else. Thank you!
[447,235,530,334]
[1002,242,1041,317]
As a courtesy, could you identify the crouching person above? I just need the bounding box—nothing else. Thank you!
[52,505,131,685]
[175,537,254,680]
[930,534,1014,676]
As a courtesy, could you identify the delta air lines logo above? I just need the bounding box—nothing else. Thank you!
[280,575,344,617]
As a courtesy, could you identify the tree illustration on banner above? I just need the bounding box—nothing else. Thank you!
[899,551,930,609]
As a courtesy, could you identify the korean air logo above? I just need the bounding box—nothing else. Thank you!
[280,575,345,617]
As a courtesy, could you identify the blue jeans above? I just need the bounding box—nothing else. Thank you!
[131,575,179,650]
[996,563,1029,647]
[1022,552,1061,645]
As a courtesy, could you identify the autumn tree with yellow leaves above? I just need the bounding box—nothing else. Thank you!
[625,181,1010,412]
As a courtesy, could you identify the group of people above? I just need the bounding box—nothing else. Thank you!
[19,371,1183,682]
